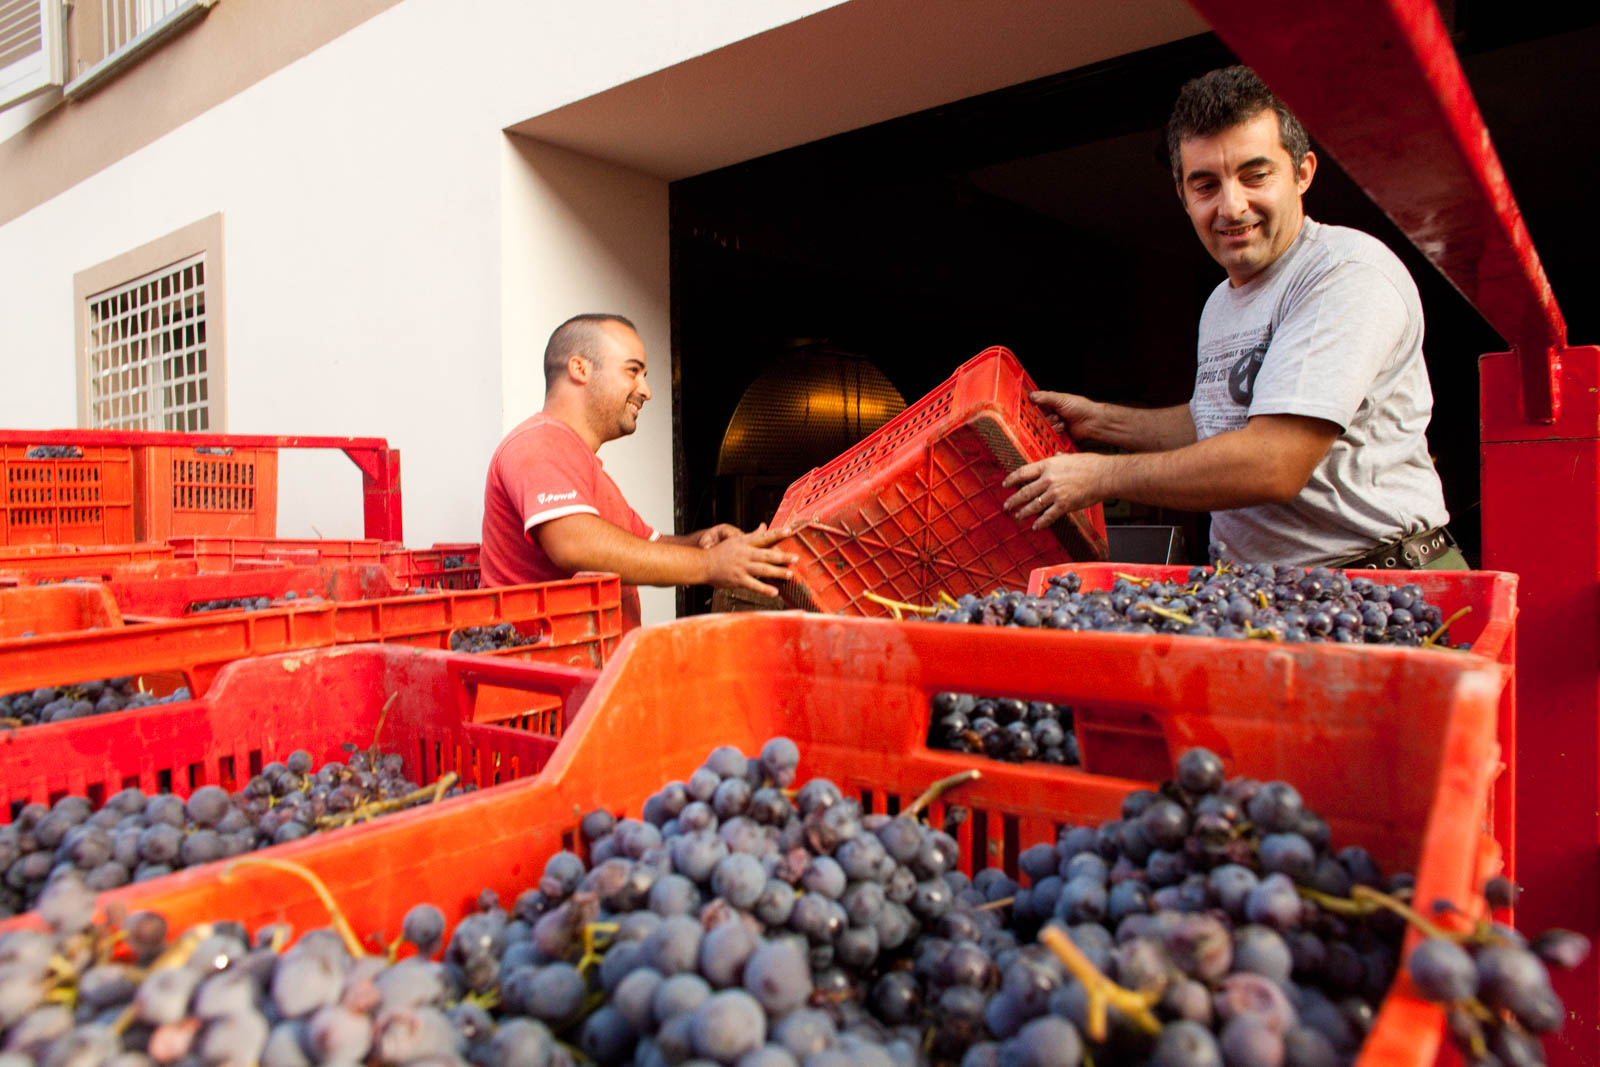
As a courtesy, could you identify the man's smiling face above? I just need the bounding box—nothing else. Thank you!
[1179,108,1316,287]
[584,321,651,443]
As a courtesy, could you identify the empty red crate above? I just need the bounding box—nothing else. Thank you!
[134,445,279,540]
[168,535,388,572]
[0,584,124,639]
[77,614,1505,1067]
[770,346,1108,617]
[383,543,482,590]
[0,444,136,546]
[0,574,623,707]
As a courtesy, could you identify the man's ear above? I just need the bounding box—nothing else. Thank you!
[1297,150,1318,195]
[568,354,591,384]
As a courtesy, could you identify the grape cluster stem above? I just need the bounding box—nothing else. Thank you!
[906,769,981,819]
[220,856,365,958]
[1038,924,1162,1042]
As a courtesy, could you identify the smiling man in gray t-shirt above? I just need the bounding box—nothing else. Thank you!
[1003,65,1457,568]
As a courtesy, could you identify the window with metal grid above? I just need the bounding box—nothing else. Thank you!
[85,254,210,431]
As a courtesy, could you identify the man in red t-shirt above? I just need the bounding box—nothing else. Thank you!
[481,313,796,630]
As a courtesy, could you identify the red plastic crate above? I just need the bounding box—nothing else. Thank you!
[0,541,174,569]
[0,556,293,589]
[0,444,136,546]
[55,614,1505,1067]
[134,445,279,540]
[1024,563,1517,663]
[0,646,596,910]
[383,543,482,590]
[0,584,124,639]
[1027,562,1520,887]
[769,346,1108,617]
[0,573,623,704]
[103,562,411,618]
[168,536,388,572]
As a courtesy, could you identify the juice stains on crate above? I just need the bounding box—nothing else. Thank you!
[67,613,1508,1067]
[0,444,136,546]
[769,347,1108,618]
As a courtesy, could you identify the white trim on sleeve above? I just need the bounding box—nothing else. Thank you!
[524,504,600,530]
[648,529,660,542]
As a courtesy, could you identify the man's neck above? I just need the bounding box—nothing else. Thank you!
[540,398,603,453]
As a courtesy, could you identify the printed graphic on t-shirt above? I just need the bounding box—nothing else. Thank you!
[1227,345,1267,405]
[1193,325,1271,438]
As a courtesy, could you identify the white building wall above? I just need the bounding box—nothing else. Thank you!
[0,0,840,622]
[499,135,673,623]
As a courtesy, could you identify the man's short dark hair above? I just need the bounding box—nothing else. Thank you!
[543,313,638,390]
[1166,66,1310,185]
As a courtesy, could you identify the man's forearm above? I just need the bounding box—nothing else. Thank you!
[1087,424,1320,511]
[1085,403,1197,452]
[539,517,710,586]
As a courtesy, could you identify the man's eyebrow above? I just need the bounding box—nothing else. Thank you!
[624,359,646,370]
[1184,156,1278,185]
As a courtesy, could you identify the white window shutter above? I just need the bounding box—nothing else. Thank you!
[0,0,64,113]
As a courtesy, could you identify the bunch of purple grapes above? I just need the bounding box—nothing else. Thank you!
[932,557,1464,647]
[450,622,538,653]
[0,746,454,919]
[0,677,191,727]
[927,693,1080,766]
[22,445,81,459]
[186,590,327,615]
[1,741,1581,1067]
[1406,878,1589,1066]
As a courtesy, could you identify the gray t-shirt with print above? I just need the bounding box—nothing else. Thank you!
[1189,218,1448,566]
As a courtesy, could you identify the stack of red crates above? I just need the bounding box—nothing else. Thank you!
[8,612,1507,1067]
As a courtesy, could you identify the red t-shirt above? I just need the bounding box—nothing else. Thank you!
[480,414,656,631]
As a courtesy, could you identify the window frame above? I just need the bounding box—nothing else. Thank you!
[0,0,66,113]
[73,212,226,431]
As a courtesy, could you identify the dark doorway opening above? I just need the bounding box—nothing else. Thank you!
[669,18,1600,615]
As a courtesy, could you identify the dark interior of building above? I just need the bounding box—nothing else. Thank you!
[668,6,1600,614]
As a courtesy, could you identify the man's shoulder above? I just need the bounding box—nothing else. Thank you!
[495,414,586,457]
[489,415,597,489]
[1298,220,1408,275]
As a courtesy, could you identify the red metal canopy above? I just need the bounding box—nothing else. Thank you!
[1189,0,1568,422]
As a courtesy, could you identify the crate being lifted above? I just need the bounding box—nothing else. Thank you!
[770,347,1108,617]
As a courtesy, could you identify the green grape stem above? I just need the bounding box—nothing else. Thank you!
[1039,924,1163,1041]
[862,590,941,619]
[221,858,365,958]
[1136,601,1194,626]
[1297,884,1454,941]
[906,769,981,820]
[1421,605,1473,649]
